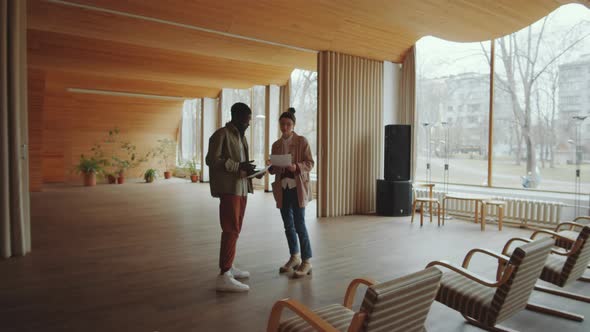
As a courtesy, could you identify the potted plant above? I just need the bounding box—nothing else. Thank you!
[74,155,103,187]
[106,173,117,184]
[80,127,151,185]
[112,158,130,184]
[89,128,119,184]
[112,141,151,184]
[144,168,158,183]
[185,158,199,183]
[154,138,176,179]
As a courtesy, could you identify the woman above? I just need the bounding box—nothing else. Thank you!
[268,107,315,278]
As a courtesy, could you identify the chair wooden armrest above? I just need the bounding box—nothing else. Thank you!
[462,248,510,268]
[573,216,590,224]
[555,221,586,232]
[426,260,513,288]
[343,278,376,309]
[549,239,583,256]
[267,298,340,332]
[531,229,573,243]
[549,247,573,256]
[502,236,580,257]
[347,312,368,332]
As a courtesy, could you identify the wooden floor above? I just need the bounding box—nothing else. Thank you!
[1,179,589,332]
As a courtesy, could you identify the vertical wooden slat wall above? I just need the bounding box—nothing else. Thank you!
[318,51,383,217]
[27,69,45,192]
[279,82,290,112]
[399,46,417,181]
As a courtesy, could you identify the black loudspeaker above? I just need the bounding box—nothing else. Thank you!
[376,180,412,216]
[384,125,411,181]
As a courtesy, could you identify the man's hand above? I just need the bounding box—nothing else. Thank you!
[239,160,256,175]
[286,164,297,173]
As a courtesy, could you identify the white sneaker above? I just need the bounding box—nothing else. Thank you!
[216,271,250,292]
[230,266,250,279]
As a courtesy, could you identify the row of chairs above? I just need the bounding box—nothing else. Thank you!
[266,217,590,332]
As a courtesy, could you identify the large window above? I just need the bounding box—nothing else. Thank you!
[416,3,590,194]
[416,39,490,186]
[492,5,590,192]
[221,88,251,126]
[290,69,318,176]
[221,87,267,181]
[251,86,266,175]
[178,99,201,167]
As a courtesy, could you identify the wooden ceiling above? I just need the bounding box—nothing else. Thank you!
[28,0,315,98]
[28,0,588,99]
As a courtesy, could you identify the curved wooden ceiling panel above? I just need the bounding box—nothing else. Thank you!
[28,29,294,89]
[29,0,317,70]
[45,71,221,99]
[65,0,588,62]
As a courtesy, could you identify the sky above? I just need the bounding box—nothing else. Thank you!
[417,4,590,79]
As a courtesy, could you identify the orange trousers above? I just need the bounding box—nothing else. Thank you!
[219,194,247,273]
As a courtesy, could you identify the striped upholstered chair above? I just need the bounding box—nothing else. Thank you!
[427,237,553,332]
[528,216,590,282]
[500,225,590,322]
[266,267,442,332]
[550,216,590,251]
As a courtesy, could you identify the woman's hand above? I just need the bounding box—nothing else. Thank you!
[265,160,271,166]
[286,164,297,172]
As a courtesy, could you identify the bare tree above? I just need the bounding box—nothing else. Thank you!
[291,70,318,154]
[481,16,590,186]
[533,67,559,168]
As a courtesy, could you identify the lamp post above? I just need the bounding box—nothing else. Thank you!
[422,122,432,184]
[441,121,453,220]
[572,115,587,217]
[441,121,450,195]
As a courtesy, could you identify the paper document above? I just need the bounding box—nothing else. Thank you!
[247,166,270,179]
[270,154,292,167]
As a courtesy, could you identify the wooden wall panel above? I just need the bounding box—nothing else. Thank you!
[27,68,45,192]
[41,81,69,183]
[40,74,183,184]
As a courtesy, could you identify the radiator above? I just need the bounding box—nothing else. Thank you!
[414,189,564,226]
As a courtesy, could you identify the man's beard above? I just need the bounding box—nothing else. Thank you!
[236,123,249,136]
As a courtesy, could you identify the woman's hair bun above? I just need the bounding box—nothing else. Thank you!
[280,107,297,124]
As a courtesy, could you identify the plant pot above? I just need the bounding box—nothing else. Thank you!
[83,172,96,187]
[164,171,171,179]
[190,175,198,183]
[107,174,117,184]
[145,176,154,183]
[117,176,125,184]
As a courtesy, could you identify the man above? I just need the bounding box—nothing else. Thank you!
[206,102,263,292]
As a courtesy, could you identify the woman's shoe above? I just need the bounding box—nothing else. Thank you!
[293,261,312,278]
[279,254,302,273]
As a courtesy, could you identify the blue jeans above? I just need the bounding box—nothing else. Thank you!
[280,187,312,260]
